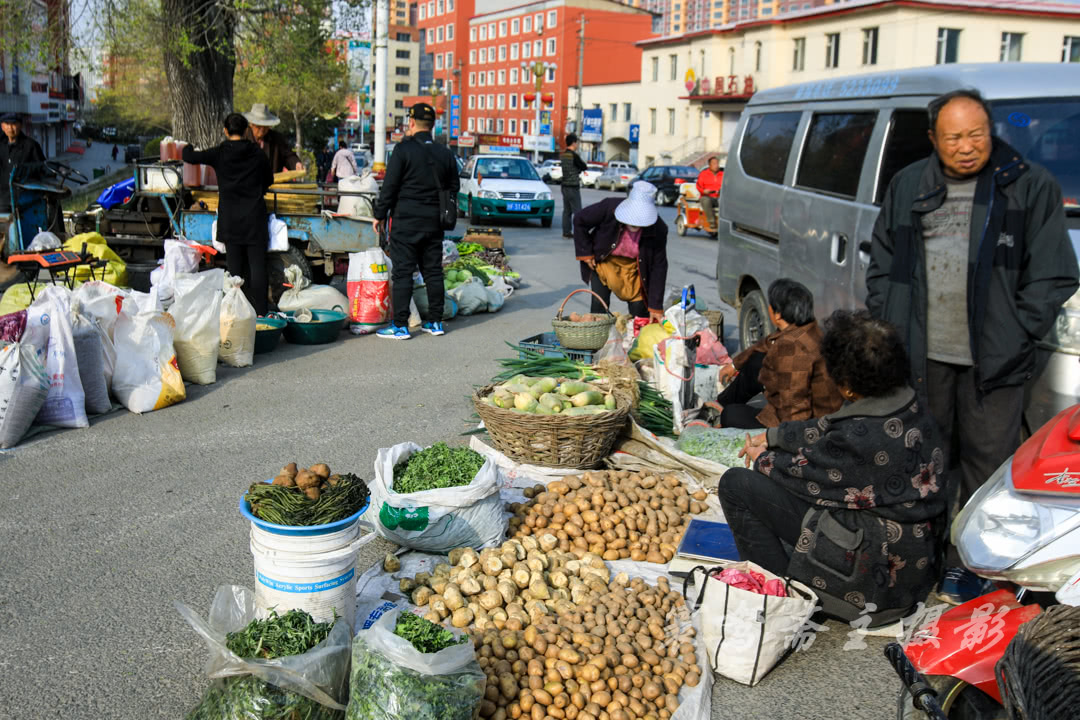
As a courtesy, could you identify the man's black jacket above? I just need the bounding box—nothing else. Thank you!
[374,131,460,238]
[0,133,46,212]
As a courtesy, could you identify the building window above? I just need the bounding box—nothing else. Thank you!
[793,37,806,71]
[499,45,507,61]
[523,42,531,59]
[436,0,443,14]
[937,28,960,64]
[469,71,476,85]
[479,95,485,109]
[420,5,426,20]
[825,33,840,69]
[468,95,475,109]
[396,49,410,59]
[651,57,659,82]
[1065,36,1080,63]
[522,119,529,135]
[488,71,495,84]
[448,0,454,11]
[728,47,735,75]
[395,82,409,91]
[1001,32,1023,62]
[395,66,410,76]
[487,118,495,132]
[470,27,476,42]
[524,16,532,33]
[435,55,444,70]
[479,25,487,41]
[497,21,505,37]
[497,94,505,109]
[447,51,453,68]
[862,27,878,65]
[548,10,557,27]
[546,66,555,82]
[535,13,543,31]
[470,49,477,64]
[667,108,675,135]
[510,94,518,109]
[649,108,657,133]
[510,43,518,60]
[534,40,542,56]
[755,41,762,72]
[396,32,411,42]
[427,28,434,44]
[669,54,678,81]
[510,119,517,134]
[510,68,519,83]
[447,23,454,40]
[512,18,520,34]
[547,38,556,55]
[610,103,617,121]
[487,94,494,108]
[489,23,496,38]
[478,73,485,87]
[624,103,631,122]
[436,26,443,43]
[480,48,487,63]
[394,99,404,109]
[468,117,475,131]
[498,69,506,84]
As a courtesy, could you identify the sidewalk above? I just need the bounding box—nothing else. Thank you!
[53,140,130,182]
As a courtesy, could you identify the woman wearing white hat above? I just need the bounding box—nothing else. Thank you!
[242,103,305,174]
[572,181,668,322]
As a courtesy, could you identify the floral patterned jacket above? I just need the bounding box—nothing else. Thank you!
[756,386,947,624]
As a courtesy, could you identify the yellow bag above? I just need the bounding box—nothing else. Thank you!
[629,322,672,362]
[63,232,128,288]
[0,283,49,316]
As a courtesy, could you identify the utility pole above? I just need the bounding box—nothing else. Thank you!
[576,14,586,139]
[373,0,389,172]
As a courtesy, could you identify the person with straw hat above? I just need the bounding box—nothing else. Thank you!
[572,181,668,322]
[242,103,305,174]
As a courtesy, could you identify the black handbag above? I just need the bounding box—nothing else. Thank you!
[423,143,457,231]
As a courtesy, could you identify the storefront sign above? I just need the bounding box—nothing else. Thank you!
[479,145,520,154]
[581,108,603,143]
[450,94,461,138]
[539,110,551,136]
[477,134,522,149]
[457,134,475,147]
[523,135,555,152]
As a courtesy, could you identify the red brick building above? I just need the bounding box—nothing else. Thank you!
[416,0,655,155]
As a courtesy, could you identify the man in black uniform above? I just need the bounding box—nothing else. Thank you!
[0,113,45,284]
[559,133,587,238]
[372,103,459,340]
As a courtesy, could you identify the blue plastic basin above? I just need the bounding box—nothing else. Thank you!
[239,479,369,537]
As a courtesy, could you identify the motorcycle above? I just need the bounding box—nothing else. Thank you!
[890,403,1080,718]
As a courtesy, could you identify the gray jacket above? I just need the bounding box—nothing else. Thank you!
[866,139,1078,393]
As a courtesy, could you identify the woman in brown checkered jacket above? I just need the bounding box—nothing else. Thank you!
[714,278,843,428]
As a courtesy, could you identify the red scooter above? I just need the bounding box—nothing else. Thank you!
[890,404,1080,718]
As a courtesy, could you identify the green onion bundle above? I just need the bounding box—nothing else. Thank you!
[636,381,676,437]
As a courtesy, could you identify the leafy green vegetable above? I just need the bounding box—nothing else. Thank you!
[393,611,468,654]
[392,443,485,494]
[445,258,492,286]
[676,426,748,466]
[345,631,485,720]
[186,676,344,720]
[225,609,336,660]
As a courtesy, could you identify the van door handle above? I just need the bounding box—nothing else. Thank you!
[858,240,872,263]
[831,233,848,265]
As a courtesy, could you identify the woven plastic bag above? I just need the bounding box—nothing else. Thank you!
[347,249,390,335]
[71,320,110,415]
[177,585,350,720]
[219,274,256,368]
[30,286,89,428]
[279,266,349,313]
[73,281,128,340]
[172,269,224,385]
[112,297,186,414]
[0,340,49,448]
[371,442,506,552]
[345,608,485,720]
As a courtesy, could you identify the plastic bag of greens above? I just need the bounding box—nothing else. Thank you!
[676,424,750,468]
[346,608,485,720]
[177,585,350,720]
[371,441,506,552]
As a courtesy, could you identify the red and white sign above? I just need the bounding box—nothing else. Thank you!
[457,134,475,148]
[476,134,522,149]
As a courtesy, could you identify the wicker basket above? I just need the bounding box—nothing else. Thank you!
[474,383,630,468]
[552,289,615,351]
[995,604,1080,720]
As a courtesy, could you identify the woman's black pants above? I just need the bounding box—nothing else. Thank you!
[226,243,268,316]
[589,270,647,318]
[716,467,810,576]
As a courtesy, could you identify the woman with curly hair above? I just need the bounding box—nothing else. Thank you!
[717,310,947,626]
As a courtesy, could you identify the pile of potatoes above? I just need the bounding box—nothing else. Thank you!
[399,539,701,720]
[507,470,710,566]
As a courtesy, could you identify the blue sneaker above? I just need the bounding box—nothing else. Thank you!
[935,567,996,605]
[421,321,445,336]
[376,324,411,340]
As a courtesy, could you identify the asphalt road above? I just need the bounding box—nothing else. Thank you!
[0,186,902,719]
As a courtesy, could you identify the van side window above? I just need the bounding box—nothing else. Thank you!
[875,110,932,204]
[795,112,877,199]
[739,111,802,185]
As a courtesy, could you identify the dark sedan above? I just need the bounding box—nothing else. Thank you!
[627,165,699,206]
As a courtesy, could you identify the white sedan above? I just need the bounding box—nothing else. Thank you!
[580,163,605,187]
[457,154,555,227]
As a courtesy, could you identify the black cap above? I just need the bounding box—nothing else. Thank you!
[0,113,22,124]
[408,103,436,122]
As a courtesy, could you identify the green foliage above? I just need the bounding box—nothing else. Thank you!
[145,136,167,157]
[186,676,344,720]
[393,612,468,654]
[392,443,485,494]
[225,608,336,660]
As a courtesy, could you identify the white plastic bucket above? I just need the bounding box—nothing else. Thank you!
[249,520,368,629]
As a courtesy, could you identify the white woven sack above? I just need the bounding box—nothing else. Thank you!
[219,274,256,368]
[172,269,224,385]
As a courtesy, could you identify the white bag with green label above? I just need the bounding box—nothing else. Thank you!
[371,441,506,552]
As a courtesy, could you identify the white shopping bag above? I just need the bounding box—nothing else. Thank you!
[268,214,289,252]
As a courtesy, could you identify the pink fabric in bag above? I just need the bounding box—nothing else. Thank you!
[694,328,731,365]
[711,567,788,598]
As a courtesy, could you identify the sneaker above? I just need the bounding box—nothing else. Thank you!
[935,567,996,605]
[421,321,445,336]
[376,324,411,340]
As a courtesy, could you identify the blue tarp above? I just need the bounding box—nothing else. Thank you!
[96,177,135,210]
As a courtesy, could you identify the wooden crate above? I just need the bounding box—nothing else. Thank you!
[464,226,504,249]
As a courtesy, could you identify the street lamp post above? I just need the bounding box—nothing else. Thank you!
[521,60,556,163]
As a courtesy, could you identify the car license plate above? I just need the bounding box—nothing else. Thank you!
[507,202,531,212]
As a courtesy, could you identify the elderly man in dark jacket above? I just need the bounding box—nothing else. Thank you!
[573,181,667,322]
[867,89,1078,601]
[722,311,946,627]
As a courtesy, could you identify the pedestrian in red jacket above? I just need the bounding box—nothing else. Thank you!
[695,156,724,232]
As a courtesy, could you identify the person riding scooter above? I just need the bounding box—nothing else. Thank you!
[695,156,723,232]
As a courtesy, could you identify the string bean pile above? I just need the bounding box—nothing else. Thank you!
[246,473,369,526]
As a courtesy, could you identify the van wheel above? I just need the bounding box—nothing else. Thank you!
[738,289,773,351]
[675,215,687,236]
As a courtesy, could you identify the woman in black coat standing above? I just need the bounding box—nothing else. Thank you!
[183,113,274,314]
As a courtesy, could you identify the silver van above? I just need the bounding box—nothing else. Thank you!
[715,63,1080,430]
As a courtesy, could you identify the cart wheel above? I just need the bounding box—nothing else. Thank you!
[267,244,311,305]
[675,215,687,236]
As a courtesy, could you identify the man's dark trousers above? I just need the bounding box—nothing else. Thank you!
[562,184,582,236]
[389,230,444,327]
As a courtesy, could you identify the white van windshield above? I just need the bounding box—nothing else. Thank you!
[990,98,1080,210]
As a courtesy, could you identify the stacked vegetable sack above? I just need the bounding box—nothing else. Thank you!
[393,469,710,720]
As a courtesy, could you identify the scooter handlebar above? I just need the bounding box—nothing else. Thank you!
[884,643,949,720]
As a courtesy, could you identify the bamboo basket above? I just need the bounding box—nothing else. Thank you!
[552,289,615,351]
[474,384,630,469]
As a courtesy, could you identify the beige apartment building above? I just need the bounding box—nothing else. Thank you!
[636,0,1080,167]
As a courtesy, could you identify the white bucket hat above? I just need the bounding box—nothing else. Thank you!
[615,181,659,227]
[243,103,281,127]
